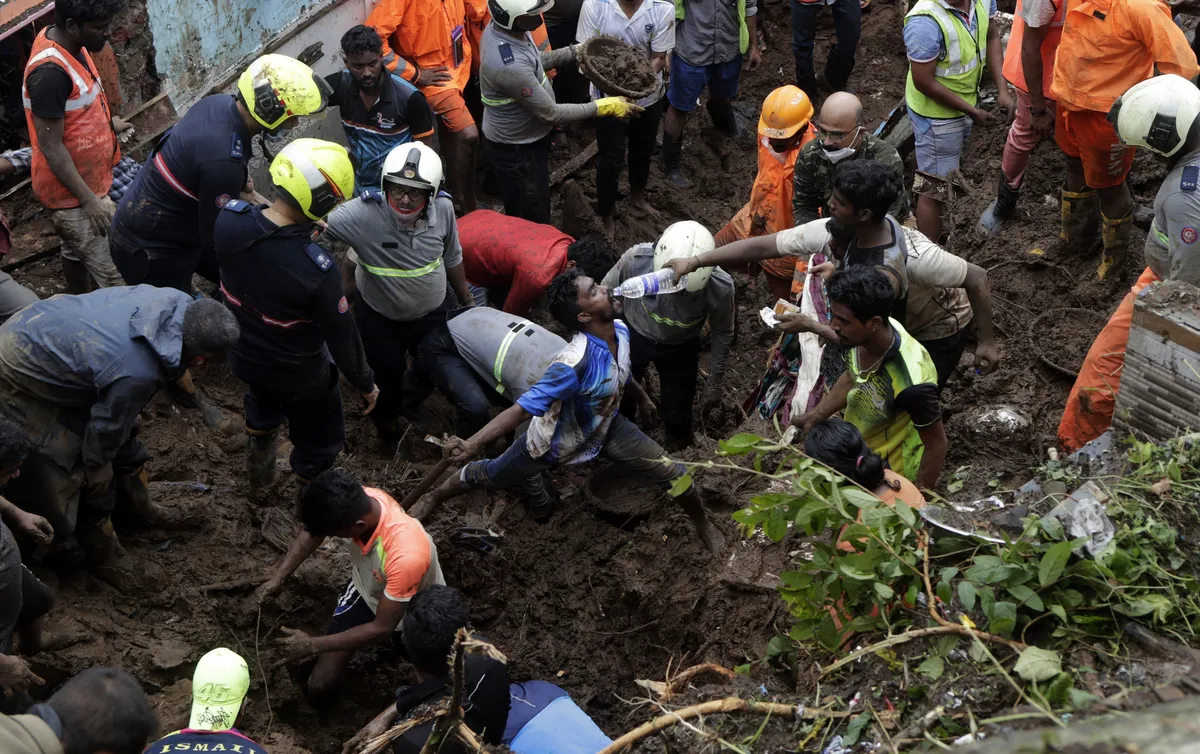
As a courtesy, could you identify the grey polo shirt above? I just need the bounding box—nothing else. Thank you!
[479,24,597,144]
[674,0,757,67]
[325,190,462,322]
[447,307,566,400]
[602,242,736,390]
[1146,147,1200,286]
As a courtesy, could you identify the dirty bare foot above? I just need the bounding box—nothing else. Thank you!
[628,194,660,220]
[701,126,733,173]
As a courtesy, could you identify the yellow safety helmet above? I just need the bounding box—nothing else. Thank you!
[759,85,814,140]
[238,54,332,131]
[270,138,354,221]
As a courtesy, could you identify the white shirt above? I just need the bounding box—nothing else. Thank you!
[576,0,675,108]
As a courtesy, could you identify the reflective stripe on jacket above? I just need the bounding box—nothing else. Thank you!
[903,0,988,119]
[22,29,119,209]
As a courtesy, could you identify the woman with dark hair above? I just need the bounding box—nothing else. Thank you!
[804,418,925,517]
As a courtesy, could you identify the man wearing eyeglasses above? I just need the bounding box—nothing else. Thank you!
[792,92,911,228]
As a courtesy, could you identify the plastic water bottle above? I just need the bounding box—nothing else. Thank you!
[614,269,689,298]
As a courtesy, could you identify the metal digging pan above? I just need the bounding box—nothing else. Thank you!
[579,35,658,100]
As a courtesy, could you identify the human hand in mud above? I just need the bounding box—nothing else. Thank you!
[361,384,380,416]
[744,44,762,71]
[415,66,453,87]
[443,436,480,463]
[967,107,994,127]
[0,654,44,691]
[789,411,816,434]
[254,576,284,606]
[84,462,114,495]
[973,341,1000,375]
[275,627,317,661]
[83,194,115,237]
[11,508,53,545]
[342,714,393,754]
[995,88,1016,120]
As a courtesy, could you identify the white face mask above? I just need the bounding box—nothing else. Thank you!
[824,146,857,164]
[822,126,863,164]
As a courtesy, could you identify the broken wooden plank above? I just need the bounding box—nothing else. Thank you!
[550,141,599,187]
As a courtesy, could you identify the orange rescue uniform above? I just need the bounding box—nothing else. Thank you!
[715,125,816,300]
[368,0,477,132]
[1048,0,1197,188]
[1001,0,1063,95]
[22,29,119,209]
[1057,266,1159,452]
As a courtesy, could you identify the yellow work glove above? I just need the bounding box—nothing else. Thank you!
[596,97,644,119]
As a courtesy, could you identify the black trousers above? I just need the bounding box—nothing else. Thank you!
[109,226,219,293]
[595,98,665,216]
[791,0,861,95]
[417,324,509,437]
[919,327,970,391]
[244,365,346,480]
[621,327,702,443]
[354,292,457,423]
[484,136,551,225]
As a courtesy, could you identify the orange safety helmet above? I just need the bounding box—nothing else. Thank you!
[758,85,814,139]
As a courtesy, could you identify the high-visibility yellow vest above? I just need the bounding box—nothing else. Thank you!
[673,0,749,56]
[904,0,988,119]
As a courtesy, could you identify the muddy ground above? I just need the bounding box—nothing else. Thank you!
[3,0,1173,751]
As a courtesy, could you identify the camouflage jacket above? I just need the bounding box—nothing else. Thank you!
[792,133,911,226]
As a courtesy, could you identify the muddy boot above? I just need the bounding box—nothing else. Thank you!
[675,487,722,553]
[115,466,201,530]
[661,132,691,188]
[515,474,555,523]
[701,126,734,173]
[246,430,279,489]
[1098,210,1133,281]
[978,172,1020,236]
[76,516,141,592]
[1060,188,1100,253]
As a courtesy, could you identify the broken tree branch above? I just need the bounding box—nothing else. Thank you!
[549,142,599,186]
[598,696,895,754]
[636,663,737,701]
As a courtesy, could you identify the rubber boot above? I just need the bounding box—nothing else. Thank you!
[114,466,200,530]
[797,73,819,103]
[1060,188,1100,253]
[246,430,279,489]
[978,172,1021,236]
[1098,210,1133,281]
[661,132,691,188]
[76,516,140,592]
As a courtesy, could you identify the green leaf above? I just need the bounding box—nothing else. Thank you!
[843,713,871,747]
[894,499,916,528]
[734,663,752,675]
[842,487,882,511]
[873,582,895,600]
[918,655,945,681]
[905,583,920,606]
[764,507,788,542]
[957,581,977,611]
[837,562,877,581]
[939,567,961,583]
[1007,584,1045,612]
[937,580,953,605]
[719,433,762,455]
[1049,604,1067,623]
[1045,672,1074,708]
[1039,541,1072,587]
[1114,595,1174,622]
[669,473,694,498]
[1041,515,1065,541]
[1013,646,1062,682]
[766,635,791,659]
[989,601,1017,637]
[968,640,989,663]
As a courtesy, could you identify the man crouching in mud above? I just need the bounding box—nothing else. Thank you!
[410,268,721,552]
[0,287,239,591]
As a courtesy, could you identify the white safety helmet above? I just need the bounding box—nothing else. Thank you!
[654,221,714,293]
[381,142,444,196]
[488,0,554,30]
[1109,74,1200,158]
